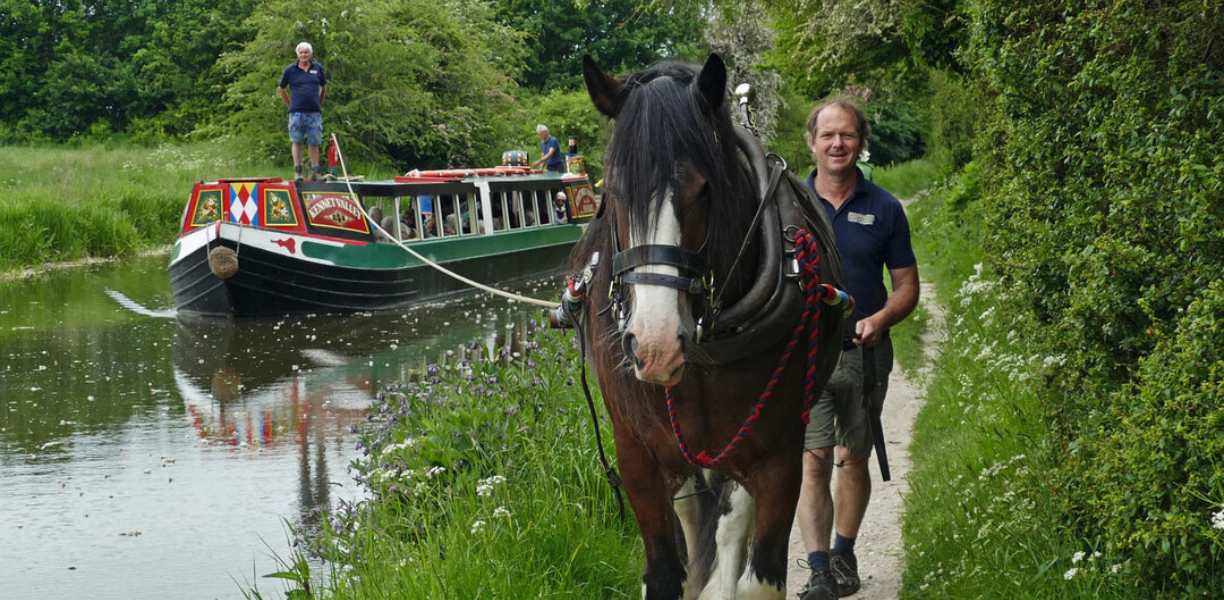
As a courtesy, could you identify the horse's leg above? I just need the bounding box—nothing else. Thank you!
[695,481,754,600]
[617,435,688,600]
[735,455,802,600]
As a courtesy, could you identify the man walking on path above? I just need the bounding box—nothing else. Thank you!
[532,124,564,174]
[278,42,327,181]
[798,98,920,600]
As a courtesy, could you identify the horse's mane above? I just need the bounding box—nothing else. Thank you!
[571,61,755,292]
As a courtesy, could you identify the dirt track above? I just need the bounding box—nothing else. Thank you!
[785,280,944,599]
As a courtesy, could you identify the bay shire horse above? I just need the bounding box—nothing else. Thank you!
[570,54,848,599]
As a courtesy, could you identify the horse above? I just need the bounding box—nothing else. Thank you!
[569,53,849,599]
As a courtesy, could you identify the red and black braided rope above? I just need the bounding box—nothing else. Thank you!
[665,228,843,469]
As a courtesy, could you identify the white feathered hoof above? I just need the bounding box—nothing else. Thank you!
[208,246,239,279]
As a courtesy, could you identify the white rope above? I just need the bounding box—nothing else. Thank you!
[329,133,560,309]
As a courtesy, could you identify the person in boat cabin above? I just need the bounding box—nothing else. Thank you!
[532,124,565,174]
[278,41,327,181]
[796,97,920,600]
[553,192,569,223]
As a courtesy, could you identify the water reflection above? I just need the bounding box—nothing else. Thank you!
[0,253,563,600]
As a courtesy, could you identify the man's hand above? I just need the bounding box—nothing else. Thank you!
[854,316,884,346]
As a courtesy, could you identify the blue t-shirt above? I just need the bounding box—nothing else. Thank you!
[541,135,564,172]
[279,61,327,113]
[807,167,916,324]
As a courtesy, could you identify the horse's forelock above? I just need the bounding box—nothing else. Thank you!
[605,63,751,252]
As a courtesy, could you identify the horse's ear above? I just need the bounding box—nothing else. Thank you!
[695,53,727,115]
[582,54,625,119]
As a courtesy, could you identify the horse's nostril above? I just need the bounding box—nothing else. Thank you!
[622,333,645,368]
[679,332,690,359]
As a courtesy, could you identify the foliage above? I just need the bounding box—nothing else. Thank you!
[221,0,525,169]
[0,0,257,142]
[926,69,976,175]
[704,0,783,143]
[293,323,642,598]
[863,92,928,167]
[949,0,1224,595]
[762,0,962,98]
[492,0,706,92]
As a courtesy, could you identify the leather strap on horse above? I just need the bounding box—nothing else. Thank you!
[696,124,845,364]
[562,297,627,521]
[666,228,850,469]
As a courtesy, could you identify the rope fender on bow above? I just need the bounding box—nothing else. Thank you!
[665,227,853,470]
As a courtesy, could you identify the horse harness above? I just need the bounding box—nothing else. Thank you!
[598,123,845,363]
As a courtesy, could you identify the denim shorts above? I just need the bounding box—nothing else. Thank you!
[288,112,323,146]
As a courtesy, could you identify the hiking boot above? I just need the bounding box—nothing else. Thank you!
[830,551,861,597]
[799,566,840,600]
[294,164,304,181]
[310,165,322,182]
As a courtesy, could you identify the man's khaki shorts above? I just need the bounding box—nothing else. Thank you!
[804,337,894,458]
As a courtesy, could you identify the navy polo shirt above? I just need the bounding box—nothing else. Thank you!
[541,135,564,172]
[806,167,916,325]
[279,61,327,113]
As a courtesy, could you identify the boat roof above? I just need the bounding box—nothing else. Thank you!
[215,171,589,197]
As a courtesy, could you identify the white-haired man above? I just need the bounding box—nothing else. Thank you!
[278,42,328,181]
[532,124,564,174]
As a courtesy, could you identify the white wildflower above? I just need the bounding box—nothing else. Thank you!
[493,506,511,518]
[425,466,446,479]
[1110,564,1122,574]
[476,475,506,497]
[1071,551,1085,564]
[470,520,486,534]
[1212,506,1224,530]
[1063,567,1078,580]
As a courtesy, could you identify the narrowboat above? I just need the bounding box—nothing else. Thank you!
[168,167,599,317]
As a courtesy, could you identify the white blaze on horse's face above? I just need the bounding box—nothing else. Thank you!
[626,187,689,386]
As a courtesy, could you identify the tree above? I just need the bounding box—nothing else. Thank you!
[492,0,706,91]
[704,0,782,143]
[222,0,526,168]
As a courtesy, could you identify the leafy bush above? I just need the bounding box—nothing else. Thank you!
[961,0,1224,594]
[864,93,927,167]
[927,69,975,174]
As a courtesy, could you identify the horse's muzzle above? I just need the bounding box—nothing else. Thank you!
[622,330,688,386]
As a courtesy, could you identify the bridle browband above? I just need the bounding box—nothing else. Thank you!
[612,244,709,296]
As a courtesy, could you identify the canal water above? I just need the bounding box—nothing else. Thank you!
[0,253,562,600]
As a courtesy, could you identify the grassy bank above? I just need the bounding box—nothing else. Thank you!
[899,170,1147,598]
[0,144,395,274]
[266,323,642,599]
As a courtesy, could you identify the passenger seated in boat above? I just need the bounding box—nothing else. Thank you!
[554,192,569,223]
[400,210,417,239]
[368,206,393,242]
[380,216,402,240]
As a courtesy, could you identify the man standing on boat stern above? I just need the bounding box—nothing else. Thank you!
[278,42,327,181]
[533,124,564,174]
[797,97,919,600]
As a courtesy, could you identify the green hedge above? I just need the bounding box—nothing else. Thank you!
[964,0,1224,594]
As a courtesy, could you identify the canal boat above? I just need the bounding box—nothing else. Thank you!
[168,167,599,317]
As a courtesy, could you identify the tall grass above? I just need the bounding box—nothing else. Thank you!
[878,158,938,376]
[0,143,397,274]
[874,158,937,201]
[899,172,1140,598]
[290,323,642,599]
